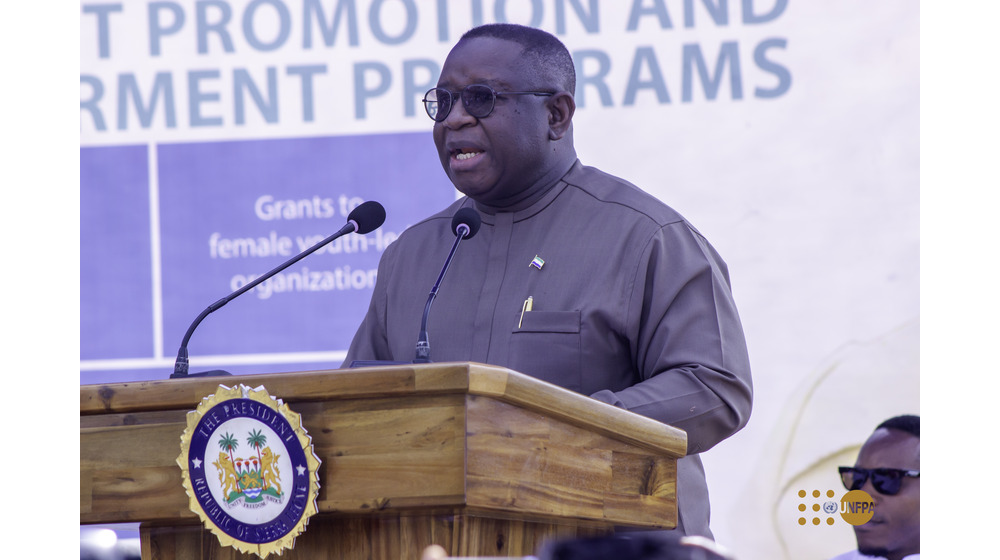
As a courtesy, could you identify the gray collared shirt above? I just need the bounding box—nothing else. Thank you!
[345,160,753,538]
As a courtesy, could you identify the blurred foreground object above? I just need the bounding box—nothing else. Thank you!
[538,533,735,560]
[422,545,448,560]
[417,533,736,560]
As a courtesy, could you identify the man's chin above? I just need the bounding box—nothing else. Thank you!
[452,180,497,204]
[854,528,890,559]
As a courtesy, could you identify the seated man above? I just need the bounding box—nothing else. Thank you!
[831,415,920,560]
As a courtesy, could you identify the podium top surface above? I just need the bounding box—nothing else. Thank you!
[81,362,686,458]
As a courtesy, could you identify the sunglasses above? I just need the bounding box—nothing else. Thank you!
[422,84,553,122]
[839,467,920,496]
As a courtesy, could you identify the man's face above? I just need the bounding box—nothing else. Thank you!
[851,428,920,560]
[432,37,554,206]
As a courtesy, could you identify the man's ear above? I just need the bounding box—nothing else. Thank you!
[547,92,575,140]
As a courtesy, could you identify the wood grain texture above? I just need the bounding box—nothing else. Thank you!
[81,413,194,523]
[80,396,471,523]
[467,364,687,458]
[465,396,677,529]
[307,395,467,511]
[140,514,605,560]
[82,363,685,558]
[81,364,686,461]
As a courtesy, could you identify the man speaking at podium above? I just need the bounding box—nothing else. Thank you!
[343,23,752,539]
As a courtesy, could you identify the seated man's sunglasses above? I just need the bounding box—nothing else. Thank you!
[423,84,553,122]
[838,466,920,496]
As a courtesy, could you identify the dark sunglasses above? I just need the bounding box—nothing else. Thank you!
[422,84,553,122]
[839,466,920,495]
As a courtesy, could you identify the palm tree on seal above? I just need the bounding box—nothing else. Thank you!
[218,432,239,468]
[247,429,267,464]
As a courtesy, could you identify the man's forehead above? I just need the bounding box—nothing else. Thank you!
[436,74,520,93]
[450,35,524,56]
[857,428,920,467]
[438,38,526,85]
[436,75,512,90]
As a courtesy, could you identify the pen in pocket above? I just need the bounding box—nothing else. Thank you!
[518,296,533,328]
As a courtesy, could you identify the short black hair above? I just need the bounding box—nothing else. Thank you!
[876,414,919,438]
[459,23,576,94]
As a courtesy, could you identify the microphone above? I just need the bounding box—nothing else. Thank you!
[413,207,481,363]
[170,200,386,378]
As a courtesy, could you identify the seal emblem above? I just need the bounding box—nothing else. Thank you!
[177,384,320,557]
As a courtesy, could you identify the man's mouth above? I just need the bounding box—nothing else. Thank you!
[453,148,483,161]
[854,517,886,530]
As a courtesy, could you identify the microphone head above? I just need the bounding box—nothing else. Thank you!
[452,207,482,239]
[348,200,386,234]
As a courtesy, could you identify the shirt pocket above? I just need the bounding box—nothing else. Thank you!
[509,310,582,392]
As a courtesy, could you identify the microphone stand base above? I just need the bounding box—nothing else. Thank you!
[169,369,233,379]
[348,360,412,368]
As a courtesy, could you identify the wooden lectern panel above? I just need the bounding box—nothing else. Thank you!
[140,515,604,559]
[81,363,686,559]
[465,396,677,528]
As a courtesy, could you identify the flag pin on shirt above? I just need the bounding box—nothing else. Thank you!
[530,255,545,270]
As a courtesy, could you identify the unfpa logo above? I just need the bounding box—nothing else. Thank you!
[839,489,875,525]
[797,489,838,526]
[796,489,875,526]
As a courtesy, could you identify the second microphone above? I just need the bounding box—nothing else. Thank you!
[413,207,482,363]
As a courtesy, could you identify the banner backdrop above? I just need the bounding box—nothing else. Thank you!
[80,1,919,558]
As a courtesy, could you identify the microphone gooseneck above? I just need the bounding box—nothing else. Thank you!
[171,200,386,378]
[414,208,481,363]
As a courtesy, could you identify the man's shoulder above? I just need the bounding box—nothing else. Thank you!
[562,161,686,227]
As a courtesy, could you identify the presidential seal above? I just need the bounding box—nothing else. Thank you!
[177,384,321,557]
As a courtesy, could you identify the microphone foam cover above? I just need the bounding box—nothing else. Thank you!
[452,207,482,239]
[348,200,386,234]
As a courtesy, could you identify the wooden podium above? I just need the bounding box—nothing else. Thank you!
[81,362,686,559]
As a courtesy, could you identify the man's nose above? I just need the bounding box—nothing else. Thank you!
[442,97,477,128]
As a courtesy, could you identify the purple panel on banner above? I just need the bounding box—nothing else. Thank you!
[81,145,154,360]
[157,132,453,367]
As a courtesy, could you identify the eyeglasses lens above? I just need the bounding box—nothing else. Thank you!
[839,468,906,495]
[424,86,499,121]
[871,470,903,495]
[424,89,449,121]
[462,85,496,118]
[842,469,865,491]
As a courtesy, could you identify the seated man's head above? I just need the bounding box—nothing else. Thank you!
[839,415,920,560]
